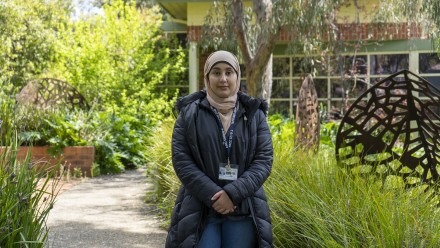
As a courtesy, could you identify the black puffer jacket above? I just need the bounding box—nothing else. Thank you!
[165,91,273,248]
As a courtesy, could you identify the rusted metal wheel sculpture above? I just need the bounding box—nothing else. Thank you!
[295,74,320,151]
[336,70,440,187]
[16,78,89,110]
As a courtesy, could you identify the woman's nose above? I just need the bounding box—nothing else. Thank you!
[220,73,227,81]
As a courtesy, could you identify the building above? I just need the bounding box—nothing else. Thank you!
[158,0,440,118]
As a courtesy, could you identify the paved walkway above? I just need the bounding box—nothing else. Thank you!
[46,168,167,248]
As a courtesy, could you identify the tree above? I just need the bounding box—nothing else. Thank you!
[201,0,342,99]
[371,0,440,50]
[52,0,186,115]
[0,0,70,87]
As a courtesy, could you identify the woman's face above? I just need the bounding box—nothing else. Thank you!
[207,62,238,98]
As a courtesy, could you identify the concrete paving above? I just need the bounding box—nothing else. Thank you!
[46,168,167,248]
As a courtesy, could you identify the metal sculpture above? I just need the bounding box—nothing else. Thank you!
[295,74,320,150]
[16,78,89,110]
[336,70,440,186]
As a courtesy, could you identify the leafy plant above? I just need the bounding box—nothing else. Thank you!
[0,140,60,247]
[90,110,152,174]
[268,114,295,144]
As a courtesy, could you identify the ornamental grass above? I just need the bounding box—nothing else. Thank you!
[267,140,440,247]
[0,141,60,247]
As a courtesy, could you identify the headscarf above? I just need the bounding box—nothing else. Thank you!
[204,50,241,130]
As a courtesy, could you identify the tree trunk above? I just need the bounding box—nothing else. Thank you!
[245,56,272,99]
[232,0,278,100]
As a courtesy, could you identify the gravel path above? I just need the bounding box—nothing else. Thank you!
[46,168,167,248]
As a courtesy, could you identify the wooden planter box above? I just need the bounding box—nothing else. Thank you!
[0,146,95,177]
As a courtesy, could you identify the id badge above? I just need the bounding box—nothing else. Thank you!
[218,163,238,181]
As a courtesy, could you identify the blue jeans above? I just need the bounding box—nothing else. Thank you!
[198,216,256,248]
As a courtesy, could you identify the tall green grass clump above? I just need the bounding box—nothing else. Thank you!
[266,131,440,247]
[145,118,179,225]
[0,141,60,247]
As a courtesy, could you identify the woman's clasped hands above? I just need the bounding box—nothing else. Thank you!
[211,190,236,215]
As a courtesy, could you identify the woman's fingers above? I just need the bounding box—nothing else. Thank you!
[211,190,235,214]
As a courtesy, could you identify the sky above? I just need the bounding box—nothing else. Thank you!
[71,0,104,20]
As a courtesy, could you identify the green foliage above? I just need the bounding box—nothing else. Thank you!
[0,0,186,175]
[0,0,70,87]
[266,142,440,247]
[0,141,60,247]
[268,114,295,145]
[144,118,179,226]
[0,80,153,175]
[150,116,440,246]
[0,81,18,145]
[201,0,343,62]
[51,0,186,116]
[320,121,339,149]
[371,0,440,52]
[90,110,152,174]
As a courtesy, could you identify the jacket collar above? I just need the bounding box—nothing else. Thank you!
[175,90,269,119]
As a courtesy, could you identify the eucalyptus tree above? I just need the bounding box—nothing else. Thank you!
[201,0,440,100]
[201,0,342,99]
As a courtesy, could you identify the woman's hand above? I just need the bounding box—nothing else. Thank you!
[211,190,236,215]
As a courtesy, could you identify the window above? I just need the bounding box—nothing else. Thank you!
[419,53,440,92]
[271,53,413,119]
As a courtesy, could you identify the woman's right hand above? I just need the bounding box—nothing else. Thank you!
[211,190,236,215]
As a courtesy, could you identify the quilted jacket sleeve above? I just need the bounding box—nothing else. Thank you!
[172,109,223,207]
[223,109,273,205]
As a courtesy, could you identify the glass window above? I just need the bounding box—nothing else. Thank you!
[292,57,327,76]
[420,76,440,97]
[370,54,409,75]
[314,78,329,98]
[271,79,290,98]
[426,101,440,117]
[426,76,440,90]
[329,55,368,76]
[273,57,290,77]
[292,79,303,98]
[419,53,440,74]
[331,78,367,98]
[331,80,345,98]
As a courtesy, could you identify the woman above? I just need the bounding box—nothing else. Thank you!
[165,50,273,248]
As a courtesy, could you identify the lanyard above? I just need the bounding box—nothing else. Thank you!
[211,103,238,166]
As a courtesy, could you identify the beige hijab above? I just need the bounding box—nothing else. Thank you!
[204,50,241,130]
